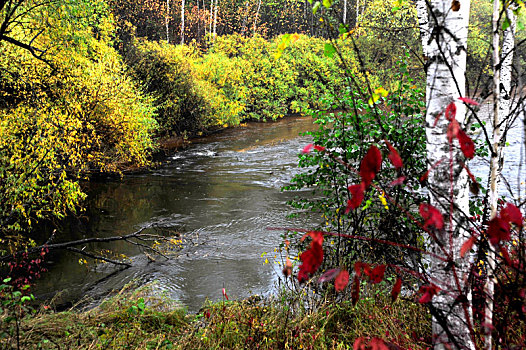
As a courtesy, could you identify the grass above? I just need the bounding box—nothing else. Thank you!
[1,282,431,349]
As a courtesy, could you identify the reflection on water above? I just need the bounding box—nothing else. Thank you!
[35,116,321,312]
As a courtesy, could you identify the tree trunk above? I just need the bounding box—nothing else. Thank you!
[343,0,347,24]
[166,0,171,43]
[253,0,262,35]
[181,0,185,44]
[484,3,516,349]
[241,0,250,36]
[415,0,430,58]
[425,0,474,348]
[213,0,218,40]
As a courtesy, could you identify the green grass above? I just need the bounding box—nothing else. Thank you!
[1,283,431,349]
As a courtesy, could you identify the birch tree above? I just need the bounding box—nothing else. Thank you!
[424,0,474,348]
[181,0,185,44]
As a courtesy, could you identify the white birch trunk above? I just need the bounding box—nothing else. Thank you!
[213,0,218,40]
[415,0,430,58]
[484,4,517,349]
[343,0,347,24]
[356,0,360,22]
[209,0,213,39]
[181,0,185,44]
[166,0,171,43]
[425,0,474,348]
[253,0,262,35]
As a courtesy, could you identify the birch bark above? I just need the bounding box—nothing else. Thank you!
[415,0,430,58]
[425,0,474,348]
[181,0,185,44]
[166,0,171,43]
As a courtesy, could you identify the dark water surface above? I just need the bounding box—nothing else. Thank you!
[35,116,321,312]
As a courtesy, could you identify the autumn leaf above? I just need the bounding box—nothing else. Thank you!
[391,277,402,302]
[389,176,406,187]
[447,119,460,142]
[282,257,293,277]
[500,246,512,266]
[487,217,511,246]
[457,129,475,159]
[460,236,476,258]
[345,183,365,213]
[353,337,365,350]
[360,145,382,187]
[369,264,386,284]
[458,97,479,105]
[298,231,324,282]
[501,203,523,228]
[302,144,314,153]
[445,102,457,121]
[370,338,389,350]
[385,140,403,169]
[419,203,444,230]
[313,145,326,152]
[222,288,229,300]
[334,269,350,291]
[354,261,371,277]
[418,284,440,303]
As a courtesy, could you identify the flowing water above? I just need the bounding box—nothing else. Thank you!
[34,116,321,312]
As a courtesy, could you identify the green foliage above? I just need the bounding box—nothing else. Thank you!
[285,59,427,269]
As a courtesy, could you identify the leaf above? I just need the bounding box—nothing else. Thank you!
[345,183,365,213]
[501,203,523,228]
[222,288,229,300]
[502,17,511,31]
[447,119,460,142]
[369,265,386,284]
[500,246,512,266]
[360,145,382,188]
[351,275,360,305]
[353,337,365,350]
[282,257,293,277]
[445,102,457,121]
[488,217,511,246]
[368,94,380,106]
[318,268,341,283]
[314,145,326,152]
[385,140,403,169]
[419,203,444,230]
[354,261,371,277]
[451,0,460,11]
[389,176,406,187]
[370,338,389,350]
[391,277,402,302]
[458,97,479,106]
[374,86,389,97]
[322,0,333,8]
[298,232,324,282]
[312,1,321,14]
[324,43,336,58]
[460,236,476,258]
[457,129,475,159]
[334,269,350,291]
[418,285,440,303]
[302,144,314,153]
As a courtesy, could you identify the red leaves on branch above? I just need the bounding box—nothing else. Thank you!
[302,144,325,154]
[419,203,444,230]
[334,269,350,291]
[385,140,403,169]
[345,183,365,213]
[298,231,324,283]
[488,217,511,246]
[369,264,386,284]
[391,277,402,302]
[457,129,475,159]
[445,102,457,121]
[501,203,523,228]
[360,145,382,188]
[460,236,477,258]
[354,261,371,278]
[418,284,440,304]
[351,275,360,305]
[459,97,479,105]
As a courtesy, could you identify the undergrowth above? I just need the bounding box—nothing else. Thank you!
[1,282,431,349]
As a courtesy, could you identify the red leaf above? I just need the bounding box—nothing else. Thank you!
[457,129,475,159]
[298,232,324,282]
[334,269,350,291]
[419,203,444,230]
[351,275,360,306]
[354,261,371,277]
[487,217,511,246]
[345,183,365,213]
[222,288,229,300]
[445,102,457,121]
[460,236,477,258]
[501,203,523,228]
[282,257,293,277]
[389,176,406,187]
[370,338,389,350]
[313,145,326,152]
[302,144,314,153]
[433,112,442,127]
[353,337,365,350]
[447,119,460,142]
[369,264,386,284]
[360,145,382,188]
[459,97,479,106]
[385,140,403,169]
[318,268,341,283]
[418,285,440,303]
[391,277,402,302]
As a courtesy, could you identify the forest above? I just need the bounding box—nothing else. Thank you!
[1,0,526,349]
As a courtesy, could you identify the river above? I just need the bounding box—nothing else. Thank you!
[34,116,321,312]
